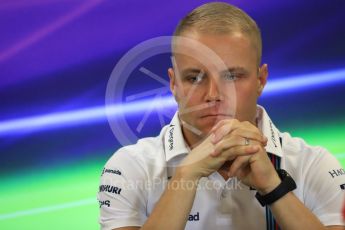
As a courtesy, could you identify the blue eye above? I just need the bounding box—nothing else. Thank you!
[188,72,204,84]
[223,71,236,81]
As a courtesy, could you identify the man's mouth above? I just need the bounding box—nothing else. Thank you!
[200,114,232,118]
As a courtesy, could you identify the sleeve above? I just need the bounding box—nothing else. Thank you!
[303,147,345,226]
[98,150,148,230]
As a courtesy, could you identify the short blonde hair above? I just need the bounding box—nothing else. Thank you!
[173,2,262,66]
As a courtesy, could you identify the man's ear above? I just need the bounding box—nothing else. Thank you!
[168,67,178,99]
[257,64,268,96]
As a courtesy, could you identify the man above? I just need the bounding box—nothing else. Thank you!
[98,2,344,230]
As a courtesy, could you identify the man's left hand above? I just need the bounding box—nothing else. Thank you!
[211,119,281,194]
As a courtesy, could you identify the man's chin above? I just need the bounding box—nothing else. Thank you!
[193,123,218,137]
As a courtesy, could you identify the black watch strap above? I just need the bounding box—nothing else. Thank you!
[255,169,297,207]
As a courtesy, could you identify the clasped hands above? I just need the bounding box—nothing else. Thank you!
[179,119,281,194]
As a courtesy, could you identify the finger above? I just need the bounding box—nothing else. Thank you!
[228,155,252,177]
[211,135,245,157]
[212,120,267,145]
[220,145,259,161]
[212,132,265,157]
[234,164,250,179]
[231,128,267,144]
[212,120,239,143]
[231,120,268,144]
[210,119,228,133]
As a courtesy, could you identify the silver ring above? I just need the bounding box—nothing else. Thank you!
[244,138,250,146]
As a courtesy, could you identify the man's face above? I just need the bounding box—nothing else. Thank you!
[168,31,267,138]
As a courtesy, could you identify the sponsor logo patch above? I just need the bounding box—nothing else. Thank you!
[269,120,277,147]
[101,168,122,176]
[168,126,174,150]
[188,212,200,221]
[99,185,122,195]
[329,168,345,178]
[99,200,110,208]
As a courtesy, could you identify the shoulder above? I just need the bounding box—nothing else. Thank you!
[280,131,335,162]
[280,132,344,225]
[113,136,164,160]
[104,126,169,179]
[280,131,342,184]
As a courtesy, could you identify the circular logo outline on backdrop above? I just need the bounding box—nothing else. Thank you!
[105,36,236,149]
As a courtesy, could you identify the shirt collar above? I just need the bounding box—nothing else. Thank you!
[164,112,190,162]
[256,105,283,157]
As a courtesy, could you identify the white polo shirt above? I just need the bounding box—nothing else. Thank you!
[98,105,344,230]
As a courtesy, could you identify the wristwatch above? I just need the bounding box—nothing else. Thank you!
[255,169,297,206]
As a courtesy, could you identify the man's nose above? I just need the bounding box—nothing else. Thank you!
[206,76,222,102]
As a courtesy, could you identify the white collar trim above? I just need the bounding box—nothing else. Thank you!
[256,105,283,157]
[164,112,189,162]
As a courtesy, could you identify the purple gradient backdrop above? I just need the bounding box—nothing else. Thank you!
[0,0,345,173]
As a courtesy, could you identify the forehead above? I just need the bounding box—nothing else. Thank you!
[172,31,258,71]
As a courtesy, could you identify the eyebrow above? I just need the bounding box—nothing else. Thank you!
[223,67,249,74]
[180,67,249,76]
[180,68,204,76]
